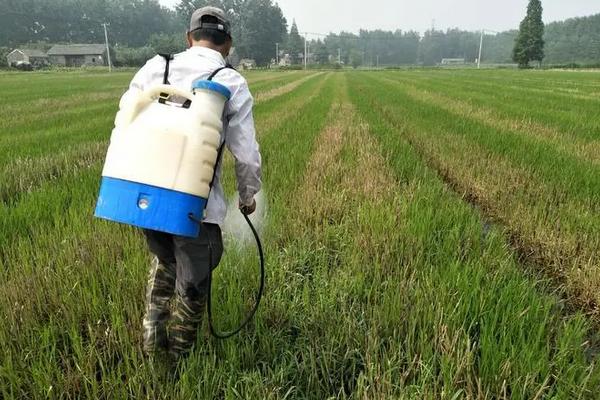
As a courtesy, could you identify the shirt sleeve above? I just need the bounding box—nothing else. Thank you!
[118,56,159,110]
[225,79,262,207]
[112,56,163,140]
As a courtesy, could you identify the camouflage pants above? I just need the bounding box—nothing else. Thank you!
[142,224,223,359]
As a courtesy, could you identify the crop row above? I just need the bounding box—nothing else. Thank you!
[359,71,600,317]
[0,71,316,205]
[0,70,332,398]
[1,70,598,399]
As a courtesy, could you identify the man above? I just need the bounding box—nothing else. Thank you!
[118,6,262,360]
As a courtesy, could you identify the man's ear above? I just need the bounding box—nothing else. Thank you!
[186,32,193,48]
[224,40,233,57]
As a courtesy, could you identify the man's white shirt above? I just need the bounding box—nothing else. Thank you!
[118,46,262,226]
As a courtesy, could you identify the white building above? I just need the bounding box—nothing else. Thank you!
[440,58,466,65]
[6,49,49,68]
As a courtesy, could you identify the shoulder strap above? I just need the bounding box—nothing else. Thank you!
[208,64,235,81]
[182,64,236,110]
[159,53,173,84]
[158,54,173,105]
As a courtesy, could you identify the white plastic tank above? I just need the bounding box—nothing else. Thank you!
[95,80,231,237]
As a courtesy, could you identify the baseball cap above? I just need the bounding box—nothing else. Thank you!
[189,6,232,37]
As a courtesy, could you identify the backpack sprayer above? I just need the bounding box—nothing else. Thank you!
[94,66,264,339]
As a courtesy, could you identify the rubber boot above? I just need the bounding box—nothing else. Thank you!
[142,257,176,356]
[169,288,207,359]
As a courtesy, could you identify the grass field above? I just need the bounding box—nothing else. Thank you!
[0,68,599,399]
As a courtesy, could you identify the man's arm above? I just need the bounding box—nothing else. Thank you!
[225,79,262,211]
[118,56,160,109]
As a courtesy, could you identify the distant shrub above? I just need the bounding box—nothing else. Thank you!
[313,63,342,70]
[0,47,11,69]
[114,46,156,67]
[275,63,347,71]
[384,66,418,70]
[13,62,33,71]
[279,65,303,71]
[546,62,600,69]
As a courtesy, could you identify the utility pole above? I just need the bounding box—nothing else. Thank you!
[102,23,112,73]
[276,42,279,66]
[304,35,307,70]
[376,55,379,68]
[338,48,341,65]
[477,29,484,69]
[477,29,499,69]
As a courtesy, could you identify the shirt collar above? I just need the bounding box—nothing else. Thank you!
[187,45,226,65]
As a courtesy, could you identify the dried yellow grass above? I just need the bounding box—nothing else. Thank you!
[255,74,331,136]
[254,73,323,104]
[294,83,400,260]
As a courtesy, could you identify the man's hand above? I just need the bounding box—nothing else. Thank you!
[239,198,257,216]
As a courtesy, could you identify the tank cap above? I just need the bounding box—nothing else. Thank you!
[192,80,231,100]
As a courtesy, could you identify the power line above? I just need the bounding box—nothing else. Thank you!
[4,10,106,26]
[300,30,420,43]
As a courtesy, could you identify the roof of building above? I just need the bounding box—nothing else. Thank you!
[47,44,106,56]
[9,49,48,58]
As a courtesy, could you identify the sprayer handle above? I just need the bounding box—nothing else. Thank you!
[118,85,196,127]
[143,85,195,104]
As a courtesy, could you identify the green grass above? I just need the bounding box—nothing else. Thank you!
[347,73,599,397]
[353,71,600,314]
[384,70,600,143]
[0,69,599,399]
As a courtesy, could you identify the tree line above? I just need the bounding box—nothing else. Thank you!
[1,0,600,67]
[0,0,288,66]
[0,0,179,48]
[315,11,600,67]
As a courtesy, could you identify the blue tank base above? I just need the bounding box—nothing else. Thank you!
[95,177,207,238]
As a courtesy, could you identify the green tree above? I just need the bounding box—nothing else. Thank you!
[514,21,530,66]
[349,49,362,68]
[0,47,10,68]
[0,0,179,48]
[513,0,545,68]
[481,31,517,64]
[148,33,186,54]
[544,14,600,65]
[236,0,287,65]
[176,0,287,66]
[314,40,329,64]
[286,20,304,65]
[418,30,443,65]
[320,30,420,67]
[114,45,156,67]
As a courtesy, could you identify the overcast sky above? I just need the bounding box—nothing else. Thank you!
[159,0,600,35]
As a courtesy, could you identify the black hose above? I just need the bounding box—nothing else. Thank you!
[205,213,265,339]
